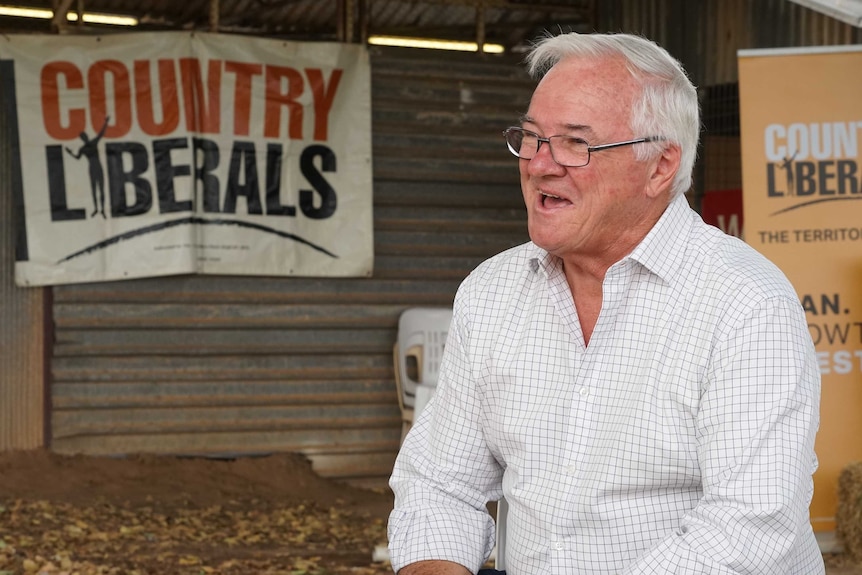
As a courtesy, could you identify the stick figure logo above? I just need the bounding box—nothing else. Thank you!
[779,150,798,197]
[64,116,110,219]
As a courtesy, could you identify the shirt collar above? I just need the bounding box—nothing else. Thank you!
[528,243,559,278]
[527,194,693,284]
[626,193,692,284]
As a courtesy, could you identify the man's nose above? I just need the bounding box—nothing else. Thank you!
[527,140,565,175]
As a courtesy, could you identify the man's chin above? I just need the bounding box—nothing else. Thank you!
[529,234,565,256]
[528,223,564,250]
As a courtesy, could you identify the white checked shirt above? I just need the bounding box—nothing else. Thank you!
[388,195,823,575]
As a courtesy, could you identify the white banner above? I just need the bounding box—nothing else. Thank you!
[3,32,373,286]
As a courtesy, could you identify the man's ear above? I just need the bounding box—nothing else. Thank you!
[646,143,681,199]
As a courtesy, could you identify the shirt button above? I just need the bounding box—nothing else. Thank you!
[566,464,577,474]
[552,541,565,551]
[578,387,589,397]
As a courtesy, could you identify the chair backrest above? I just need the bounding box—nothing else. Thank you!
[395,307,452,410]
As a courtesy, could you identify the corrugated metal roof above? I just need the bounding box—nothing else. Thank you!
[1,0,595,50]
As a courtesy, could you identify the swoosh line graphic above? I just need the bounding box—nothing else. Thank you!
[57,216,339,263]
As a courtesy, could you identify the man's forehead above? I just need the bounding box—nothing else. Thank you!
[526,57,635,130]
[538,53,633,86]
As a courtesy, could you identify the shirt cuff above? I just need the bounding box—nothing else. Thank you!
[388,506,496,574]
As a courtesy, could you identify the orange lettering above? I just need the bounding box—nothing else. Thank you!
[179,58,222,133]
[306,68,342,141]
[225,61,262,137]
[264,65,304,140]
[134,59,180,136]
[40,61,85,140]
[88,60,132,137]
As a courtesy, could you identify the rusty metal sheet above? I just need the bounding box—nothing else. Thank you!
[52,404,401,437]
[51,379,398,408]
[54,328,397,355]
[53,277,464,304]
[52,354,395,382]
[54,303,407,328]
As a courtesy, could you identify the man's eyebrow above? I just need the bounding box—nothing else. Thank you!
[520,116,596,137]
[562,123,592,133]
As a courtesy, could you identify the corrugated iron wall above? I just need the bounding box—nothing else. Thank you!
[596,0,862,87]
[0,61,46,451]
[48,46,532,486]
[8,0,862,484]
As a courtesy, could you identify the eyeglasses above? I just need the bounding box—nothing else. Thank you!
[503,126,663,168]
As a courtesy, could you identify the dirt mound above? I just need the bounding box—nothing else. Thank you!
[0,449,392,514]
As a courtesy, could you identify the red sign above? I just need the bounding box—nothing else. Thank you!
[701,189,743,238]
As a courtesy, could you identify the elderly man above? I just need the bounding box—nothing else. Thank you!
[388,31,823,575]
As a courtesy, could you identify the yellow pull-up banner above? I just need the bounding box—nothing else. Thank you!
[739,44,862,531]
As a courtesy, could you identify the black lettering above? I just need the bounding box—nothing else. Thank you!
[299,144,337,219]
[794,162,816,196]
[823,323,850,344]
[767,163,784,197]
[837,160,859,195]
[265,143,296,216]
[193,137,221,213]
[106,142,152,217]
[817,160,836,195]
[224,141,263,215]
[153,138,193,213]
[801,293,841,315]
[822,293,841,315]
[45,145,85,221]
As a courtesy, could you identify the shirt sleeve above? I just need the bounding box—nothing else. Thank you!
[623,295,823,575]
[388,285,505,574]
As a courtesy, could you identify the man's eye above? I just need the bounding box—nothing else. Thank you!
[557,137,586,150]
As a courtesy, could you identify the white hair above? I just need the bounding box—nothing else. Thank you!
[526,32,700,198]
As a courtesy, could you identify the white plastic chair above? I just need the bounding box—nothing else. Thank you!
[392,307,452,442]
[495,497,508,570]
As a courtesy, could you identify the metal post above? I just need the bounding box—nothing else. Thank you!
[336,0,357,43]
[336,0,345,42]
[359,0,369,44]
[476,0,486,54]
[51,0,75,33]
[210,0,220,32]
